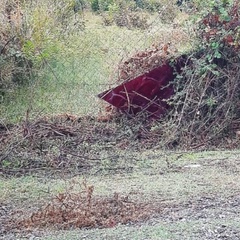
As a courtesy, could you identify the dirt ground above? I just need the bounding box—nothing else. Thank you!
[0,115,240,239]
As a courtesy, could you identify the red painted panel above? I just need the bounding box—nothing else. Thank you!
[98,63,176,118]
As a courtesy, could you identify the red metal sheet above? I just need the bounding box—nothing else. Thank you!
[98,63,176,118]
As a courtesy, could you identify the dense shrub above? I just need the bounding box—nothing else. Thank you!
[90,0,115,12]
[133,0,162,12]
[90,0,100,11]
[90,0,180,27]
[89,0,168,13]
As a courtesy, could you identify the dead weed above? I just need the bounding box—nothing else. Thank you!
[4,181,157,232]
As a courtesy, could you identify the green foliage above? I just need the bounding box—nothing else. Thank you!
[196,0,239,57]
[89,0,178,14]
[140,0,163,12]
[193,0,233,12]
[90,0,100,12]
[90,0,179,29]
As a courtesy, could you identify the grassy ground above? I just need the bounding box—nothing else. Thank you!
[1,149,240,239]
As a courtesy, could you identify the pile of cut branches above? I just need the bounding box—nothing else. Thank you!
[0,114,159,175]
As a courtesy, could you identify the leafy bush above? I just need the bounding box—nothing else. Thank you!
[89,0,167,13]
[90,0,114,12]
[90,0,100,12]
[99,0,180,27]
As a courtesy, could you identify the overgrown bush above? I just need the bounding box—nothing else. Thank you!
[156,0,240,148]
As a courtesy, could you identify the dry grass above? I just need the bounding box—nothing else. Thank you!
[4,181,158,232]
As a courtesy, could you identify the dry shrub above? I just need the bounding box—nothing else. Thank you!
[158,2,179,24]
[7,182,156,231]
[161,55,240,148]
[114,11,149,29]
